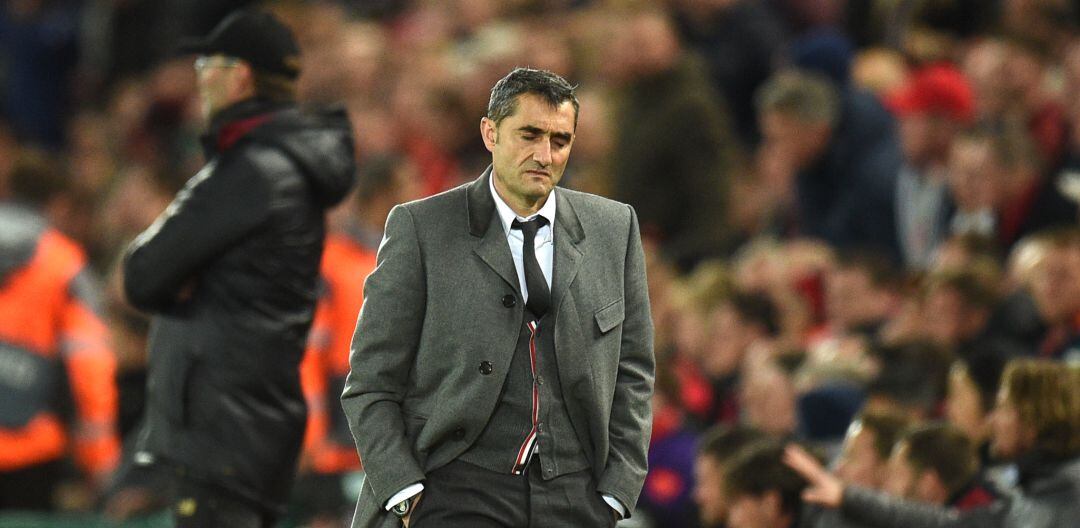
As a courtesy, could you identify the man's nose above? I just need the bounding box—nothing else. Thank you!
[533,141,552,166]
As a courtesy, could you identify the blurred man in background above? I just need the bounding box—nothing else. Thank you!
[757,69,902,262]
[832,409,910,492]
[122,9,355,527]
[724,441,808,528]
[0,149,120,510]
[883,423,996,510]
[694,425,767,528]
[887,65,974,269]
[295,154,422,526]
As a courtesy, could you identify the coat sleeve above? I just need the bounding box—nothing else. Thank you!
[340,204,428,509]
[122,154,271,312]
[596,205,656,514]
[841,485,1008,528]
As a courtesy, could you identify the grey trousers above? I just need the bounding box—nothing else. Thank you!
[410,459,617,528]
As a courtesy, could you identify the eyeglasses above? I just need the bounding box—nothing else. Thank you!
[194,55,240,71]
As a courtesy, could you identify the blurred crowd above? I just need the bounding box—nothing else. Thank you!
[2,0,1080,527]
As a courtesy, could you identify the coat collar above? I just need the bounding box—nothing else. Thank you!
[466,166,584,245]
[467,166,586,307]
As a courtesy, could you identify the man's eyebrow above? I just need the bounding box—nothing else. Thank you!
[517,125,545,135]
[516,125,573,142]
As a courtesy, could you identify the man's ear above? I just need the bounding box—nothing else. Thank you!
[481,117,498,152]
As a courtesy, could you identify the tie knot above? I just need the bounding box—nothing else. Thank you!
[511,217,548,240]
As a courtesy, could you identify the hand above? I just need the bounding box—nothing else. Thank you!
[401,492,422,528]
[783,444,844,509]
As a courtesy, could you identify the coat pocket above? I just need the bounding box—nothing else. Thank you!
[594,297,625,334]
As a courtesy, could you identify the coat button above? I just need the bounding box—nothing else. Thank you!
[454,427,466,440]
[479,361,493,375]
[502,294,516,308]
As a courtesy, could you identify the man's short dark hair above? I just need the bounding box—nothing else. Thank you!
[729,291,781,337]
[954,349,1008,414]
[856,408,912,460]
[10,147,67,207]
[724,441,807,517]
[900,423,978,497]
[355,154,405,205]
[698,425,767,465]
[870,340,954,411]
[835,250,900,290]
[923,269,1000,311]
[487,67,579,128]
[755,69,841,126]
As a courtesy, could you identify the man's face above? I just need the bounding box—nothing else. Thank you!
[922,287,965,346]
[946,365,990,443]
[899,113,958,168]
[195,55,247,121]
[989,390,1033,460]
[482,93,575,210]
[704,303,753,377]
[835,422,884,488]
[826,267,887,329]
[946,140,999,212]
[1029,246,1080,324]
[727,491,787,528]
[883,442,919,499]
[760,112,830,172]
[694,455,728,526]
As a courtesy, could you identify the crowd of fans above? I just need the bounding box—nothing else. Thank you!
[1,0,1079,527]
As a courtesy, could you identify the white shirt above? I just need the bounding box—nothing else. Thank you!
[489,172,555,299]
[386,176,626,519]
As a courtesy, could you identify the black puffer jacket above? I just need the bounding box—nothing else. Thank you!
[839,455,1080,528]
[123,98,355,512]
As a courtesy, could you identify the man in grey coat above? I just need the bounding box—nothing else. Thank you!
[341,68,655,528]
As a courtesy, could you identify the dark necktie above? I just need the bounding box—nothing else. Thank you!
[511,217,551,318]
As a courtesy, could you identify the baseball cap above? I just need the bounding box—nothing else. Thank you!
[177,10,301,79]
[885,64,974,123]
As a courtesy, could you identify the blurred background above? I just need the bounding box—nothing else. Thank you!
[1,0,1079,527]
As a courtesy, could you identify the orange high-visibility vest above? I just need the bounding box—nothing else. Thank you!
[0,226,120,477]
[300,234,376,474]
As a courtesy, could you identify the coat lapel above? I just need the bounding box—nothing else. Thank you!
[552,189,585,313]
[468,167,520,292]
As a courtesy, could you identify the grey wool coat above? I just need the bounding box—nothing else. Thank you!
[340,168,655,528]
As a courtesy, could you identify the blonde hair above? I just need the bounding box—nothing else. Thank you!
[1001,359,1080,457]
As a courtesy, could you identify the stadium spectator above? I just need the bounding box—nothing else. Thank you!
[695,425,769,528]
[833,409,911,491]
[725,441,808,528]
[886,65,974,268]
[787,358,1080,528]
[1025,228,1080,361]
[756,69,903,261]
[603,7,740,268]
[883,423,997,509]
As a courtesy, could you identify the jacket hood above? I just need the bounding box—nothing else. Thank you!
[250,105,357,207]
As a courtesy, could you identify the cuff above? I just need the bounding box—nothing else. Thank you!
[384,482,424,511]
[602,494,627,518]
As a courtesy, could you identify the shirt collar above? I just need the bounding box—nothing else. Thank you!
[489,171,557,237]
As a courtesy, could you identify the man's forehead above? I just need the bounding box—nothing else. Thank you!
[503,95,576,131]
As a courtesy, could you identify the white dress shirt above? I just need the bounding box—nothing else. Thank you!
[386,176,626,519]
[490,173,555,298]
